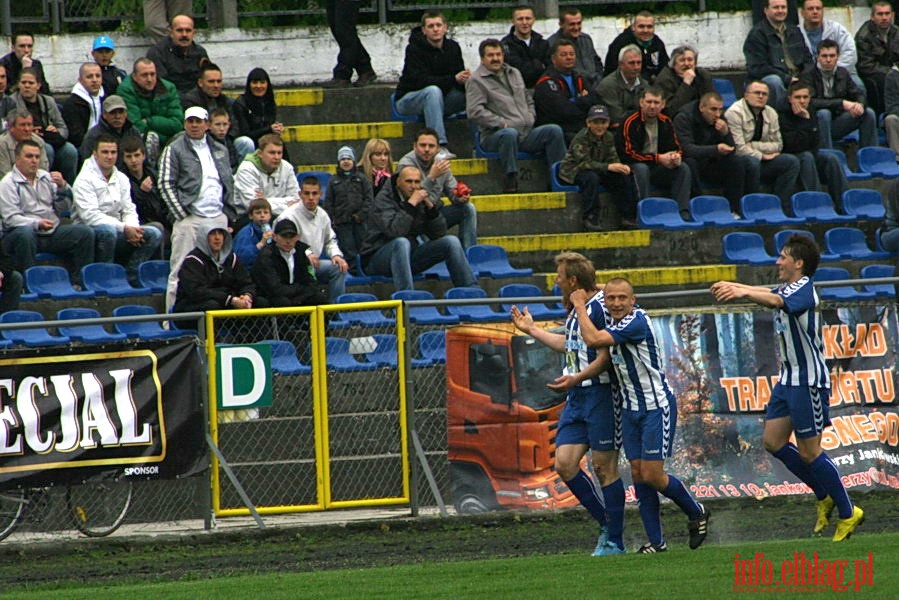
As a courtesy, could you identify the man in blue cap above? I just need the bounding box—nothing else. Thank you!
[91,35,126,96]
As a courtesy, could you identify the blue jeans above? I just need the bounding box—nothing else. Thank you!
[744,153,800,208]
[46,142,79,185]
[366,235,476,291]
[881,228,899,252]
[794,151,848,203]
[631,162,692,212]
[94,224,164,283]
[1,224,94,285]
[441,202,477,249]
[395,86,466,145]
[480,125,567,174]
[762,75,788,111]
[316,258,347,302]
[815,107,878,149]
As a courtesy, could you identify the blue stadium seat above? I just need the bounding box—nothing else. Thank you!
[57,308,128,343]
[466,245,532,278]
[25,266,95,300]
[857,147,899,178]
[824,227,891,260]
[712,78,737,108]
[325,336,379,372]
[258,339,311,375]
[365,333,433,368]
[499,283,566,320]
[814,267,877,301]
[841,189,885,220]
[82,263,153,297]
[113,305,186,340]
[391,290,459,325]
[295,171,332,202]
[860,264,896,298]
[740,193,804,225]
[417,330,446,365]
[689,195,751,226]
[773,230,840,262]
[331,293,395,328]
[390,91,424,123]
[550,161,579,193]
[0,310,71,347]
[473,129,539,160]
[637,197,702,229]
[818,149,872,182]
[137,260,169,293]
[790,191,854,223]
[722,232,776,265]
[353,255,391,284]
[445,287,506,322]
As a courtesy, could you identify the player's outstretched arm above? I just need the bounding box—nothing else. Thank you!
[547,348,611,391]
[710,281,784,309]
[511,305,566,352]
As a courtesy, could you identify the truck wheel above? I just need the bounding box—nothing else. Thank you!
[450,464,500,515]
[453,489,492,514]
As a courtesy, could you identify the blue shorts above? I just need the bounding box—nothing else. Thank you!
[621,401,677,462]
[556,383,620,451]
[765,383,831,439]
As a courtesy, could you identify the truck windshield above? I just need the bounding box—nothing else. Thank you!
[511,335,566,411]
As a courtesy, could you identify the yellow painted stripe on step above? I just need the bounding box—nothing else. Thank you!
[471,192,567,212]
[282,122,404,143]
[274,89,324,106]
[295,164,338,174]
[542,264,738,289]
[481,231,650,253]
[450,159,488,175]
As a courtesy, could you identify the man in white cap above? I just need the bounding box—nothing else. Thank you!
[91,35,127,96]
[158,105,235,310]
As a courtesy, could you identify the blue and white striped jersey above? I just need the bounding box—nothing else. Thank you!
[607,307,673,411]
[564,290,611,386]
[773,276,829,388]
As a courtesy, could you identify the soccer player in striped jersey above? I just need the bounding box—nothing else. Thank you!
[511,252,626,556]
[572,277,710,553]
[711,234,863,541]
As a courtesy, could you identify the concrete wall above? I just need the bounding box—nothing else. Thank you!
[38,7,871,91]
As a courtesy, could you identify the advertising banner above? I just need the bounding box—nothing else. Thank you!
[0,340,207,489]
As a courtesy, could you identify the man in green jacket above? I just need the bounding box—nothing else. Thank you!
[117,57,183,164]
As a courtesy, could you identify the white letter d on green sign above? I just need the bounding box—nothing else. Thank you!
[216,345,272,409]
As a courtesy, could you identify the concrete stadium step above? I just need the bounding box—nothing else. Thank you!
[538,264,739,292]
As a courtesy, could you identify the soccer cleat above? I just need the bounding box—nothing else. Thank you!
[593,541,626,556]
[814,496,836,535]
[637,541,668,554]
[832,506,864,542]
[592,525,609,555]
[688,503,711,549]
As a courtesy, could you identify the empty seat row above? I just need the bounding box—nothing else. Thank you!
[723,228,892,265]
[815,265,896,301]
[21,261,169,301]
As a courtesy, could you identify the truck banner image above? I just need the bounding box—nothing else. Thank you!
[446,306,898,513]
[0,340,207,490]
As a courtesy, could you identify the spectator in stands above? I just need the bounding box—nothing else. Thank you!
[884,66,899,160]
[207,107,242,173]
[358,165,477,292]
[798,1,861,87]
[276,176,349,302]
[91,35,126,96]
[233,197,273,270]
[725,80,800,209]
[855,1,899,115]
[778,81,848,205]
[181,63,254,158]
[394,11,468,157]
[0,251,23,313]
[799,39,877,150]
[158,106,234,310]
[358,137,393,197]
[500,5,549,88]
[753,0,799,25]
[251,218,327,307]
[62,63,105,149]
[0,31,50,94]
[234,133,299,226]
[558,105,636,231]
[234,67,284,148]
[595,45,645,125]
[147,14,210,94]
[546,8,603,88]
[604,10,668,83]
[535,39,602,142]
[0,66,15,126]
[72,136,163,284]
[143,0,192,42]
[653,45,715,117]
[172,224,266,313]
[319,0,377,88]
[466,39,566,194]
[744,0,813,111]
[617,87,692,216]
[326,145,371,271]
[880,178,899,252]
[79,95,143,166]
[398,127,477,249]
[674,92,755,215]
[121,136,171,250]
[117,57,184,162]
[12,68,78,184]
[0,110,49,177]
[0,139,94,285]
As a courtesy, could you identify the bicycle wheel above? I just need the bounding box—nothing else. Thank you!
[0,489,27,542]
[66,481,133,537]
